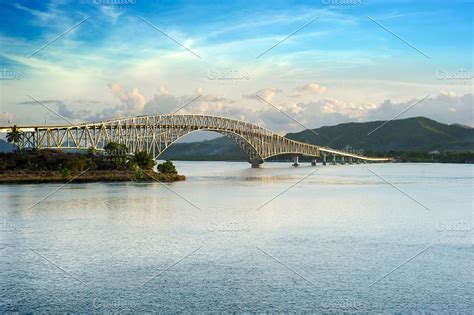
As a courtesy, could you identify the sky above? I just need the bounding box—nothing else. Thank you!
[0,0,472,138]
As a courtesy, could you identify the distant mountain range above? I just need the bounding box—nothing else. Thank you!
[2,117,473,160]
[160,137,247,161]
[161,117,473,160]
[0,139,15,152]
[285,116,473,152]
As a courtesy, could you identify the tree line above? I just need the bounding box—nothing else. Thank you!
[2,130,177,178]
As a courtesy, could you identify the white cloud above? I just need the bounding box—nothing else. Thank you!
[158,85,171,95]
[296,82,328,94]
[14,3,56,23]
[108,83,146,113]
[243,88,282,102]
[251,92,473,132]
[364,92,473,126]
[12,85,474,134]
[143,88,236,116]
[438,90,457,102]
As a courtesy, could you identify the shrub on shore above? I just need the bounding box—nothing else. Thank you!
[0,147,183,181]
[0,149,127,172]
[104,142,128,168]
[129,150,156,171]
[61,167,71,179]
[157,160,177,174]
[0,148,185,183]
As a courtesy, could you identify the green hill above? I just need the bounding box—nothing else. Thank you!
[286,117,474,152]
[160,137,246,161]
[160,117,473,161]
[0,139,16,152]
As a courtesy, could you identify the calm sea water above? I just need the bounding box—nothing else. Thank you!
[1,162,472,313]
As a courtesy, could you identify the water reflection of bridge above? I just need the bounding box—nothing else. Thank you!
[1,114,391,167]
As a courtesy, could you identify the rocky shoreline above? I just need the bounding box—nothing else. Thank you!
[0,170,185,184]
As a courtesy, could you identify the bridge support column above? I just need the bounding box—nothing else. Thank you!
[311,158,317,166]
[250,159,262,168]
[332,154,336,165]
[349,157,353,164]
[292,156,299,167]
[322,152,327,166]
[341,157,345,165]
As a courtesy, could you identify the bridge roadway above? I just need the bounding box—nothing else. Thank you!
[0,114,392,167]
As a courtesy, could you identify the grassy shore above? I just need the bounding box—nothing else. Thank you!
[0,149,185,184]
[0,170,185,184]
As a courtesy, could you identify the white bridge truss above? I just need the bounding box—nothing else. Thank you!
[3,114,391,166]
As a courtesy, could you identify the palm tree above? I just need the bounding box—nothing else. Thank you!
[6,125,22,149]
[130,150,156,170]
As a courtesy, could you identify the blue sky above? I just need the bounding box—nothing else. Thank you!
[0,0,472,133]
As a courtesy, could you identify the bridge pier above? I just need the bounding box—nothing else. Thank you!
[322,152,327,165]
[341,157,345,165]
[250,159,262,168]
[292,156,299,167]
[349,157,353,164]
[332,154,336,165]
[311,158,317,166]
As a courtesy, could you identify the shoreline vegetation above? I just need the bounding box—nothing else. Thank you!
[161,151,474,164]
[0,144,185,184]
[363,150,473,164]
[0,169,185,184]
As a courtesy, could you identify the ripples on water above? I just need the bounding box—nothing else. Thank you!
[0,162,472,313]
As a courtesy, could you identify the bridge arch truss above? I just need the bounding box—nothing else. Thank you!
[12,114,390,165]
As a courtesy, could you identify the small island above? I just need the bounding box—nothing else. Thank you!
[0,142,185,184]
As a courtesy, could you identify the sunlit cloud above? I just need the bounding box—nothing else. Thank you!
[0,0,471,131]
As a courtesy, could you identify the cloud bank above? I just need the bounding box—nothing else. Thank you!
[18,83,471,135]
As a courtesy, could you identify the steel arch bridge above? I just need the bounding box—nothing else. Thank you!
[1,114,391,167]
